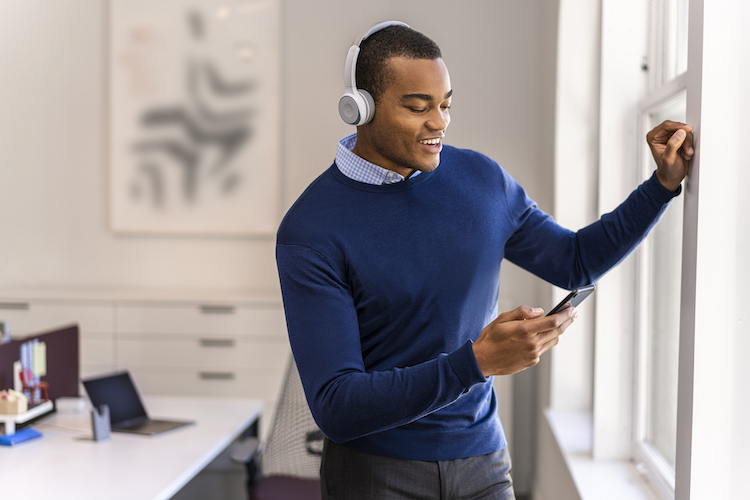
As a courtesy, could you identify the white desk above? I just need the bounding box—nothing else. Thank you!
[0,396,262,500]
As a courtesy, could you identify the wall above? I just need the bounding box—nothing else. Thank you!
[0,0,278,292]
[0,0,556,293]
[0,0,558,493]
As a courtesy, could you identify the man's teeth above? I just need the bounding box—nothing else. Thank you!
[419,138,441,145]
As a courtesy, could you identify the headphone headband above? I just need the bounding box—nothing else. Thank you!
[358,20,410,46]
[338,21,411,126]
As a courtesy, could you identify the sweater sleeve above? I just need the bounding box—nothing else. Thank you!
[276,243,487,444]
[503,171,680,289]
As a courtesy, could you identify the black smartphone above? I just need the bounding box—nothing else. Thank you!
[546,284,596,316]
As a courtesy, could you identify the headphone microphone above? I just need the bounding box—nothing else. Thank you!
[338,20,410,126]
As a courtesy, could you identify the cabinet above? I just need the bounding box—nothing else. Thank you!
[115,301,289,407]
[0,290,289,428]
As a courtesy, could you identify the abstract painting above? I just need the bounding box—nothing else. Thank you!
[109,0,280,235]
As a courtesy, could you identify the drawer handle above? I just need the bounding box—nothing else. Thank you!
[199,338,235,348]
[199,305,236,314]
[199,371,235,380]
[0,302,30,310]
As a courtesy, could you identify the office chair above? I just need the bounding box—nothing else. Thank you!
[232,355,323,500]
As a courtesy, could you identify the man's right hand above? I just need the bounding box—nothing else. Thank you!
[646,120,694,192]
[472,305,578,377]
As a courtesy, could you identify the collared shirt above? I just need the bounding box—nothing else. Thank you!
[336,133,422,185]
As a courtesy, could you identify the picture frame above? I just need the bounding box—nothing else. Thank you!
[109,0,281,236]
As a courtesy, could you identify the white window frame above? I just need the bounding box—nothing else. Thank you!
[597,0,688,478]
[675,0,750,498]
[540,1,750,499]
[632,83,686,500]
[631,1,691,489]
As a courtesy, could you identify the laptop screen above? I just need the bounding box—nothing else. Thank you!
[83,371,148,427]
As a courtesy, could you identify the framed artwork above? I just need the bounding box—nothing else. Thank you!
[109,0,281,235]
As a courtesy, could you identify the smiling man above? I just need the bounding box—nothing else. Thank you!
[353,56,452,176]
[276,23,693,500]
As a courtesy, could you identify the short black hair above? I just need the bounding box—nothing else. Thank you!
[356,25,442,104]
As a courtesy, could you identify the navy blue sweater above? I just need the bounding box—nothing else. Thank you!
[276,145,677,461]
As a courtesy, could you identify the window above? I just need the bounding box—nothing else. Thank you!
[633,1,689,497]
[542,1,750,498]
[646,0,689,87]
[634,93,685,497]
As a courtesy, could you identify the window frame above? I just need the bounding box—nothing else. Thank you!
[632,84,687,500]
[542,0,750,497]
[632,0,691,492]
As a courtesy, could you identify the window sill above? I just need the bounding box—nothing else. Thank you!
[544,409,661,500]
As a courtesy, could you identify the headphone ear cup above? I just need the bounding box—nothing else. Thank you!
[338,92,362,125]
[338,89,376,126]
[358,89,375,125]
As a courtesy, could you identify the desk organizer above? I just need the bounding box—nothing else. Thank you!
[0,400,53,436]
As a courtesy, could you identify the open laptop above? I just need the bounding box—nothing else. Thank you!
[82,371,193,435]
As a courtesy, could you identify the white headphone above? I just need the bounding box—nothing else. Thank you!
[338,20,411,126]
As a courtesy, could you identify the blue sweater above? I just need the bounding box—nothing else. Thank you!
[276,145,677,461]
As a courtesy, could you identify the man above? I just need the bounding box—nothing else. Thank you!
[276,23,693,499]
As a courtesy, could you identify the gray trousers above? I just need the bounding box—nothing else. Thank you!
[320,439,515,500]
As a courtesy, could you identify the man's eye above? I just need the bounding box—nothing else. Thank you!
[408,107,426,113]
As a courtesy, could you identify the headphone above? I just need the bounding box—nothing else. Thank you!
[338,20,411,126]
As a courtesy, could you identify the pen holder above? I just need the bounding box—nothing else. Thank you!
[91,404,110,441]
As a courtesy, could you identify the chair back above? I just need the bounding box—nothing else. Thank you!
[260,356,323,479]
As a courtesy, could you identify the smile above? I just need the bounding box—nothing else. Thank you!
[418,138,441,146]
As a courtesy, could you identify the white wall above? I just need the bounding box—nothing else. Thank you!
[0,0,558,493]
[0,0,280,292]
[0,0,556,294]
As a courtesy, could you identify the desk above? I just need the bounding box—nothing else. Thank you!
[0,395,262,500]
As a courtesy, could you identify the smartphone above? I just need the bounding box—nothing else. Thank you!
[546,284,596,316]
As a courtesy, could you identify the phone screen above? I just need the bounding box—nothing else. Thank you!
[546,285,596,316]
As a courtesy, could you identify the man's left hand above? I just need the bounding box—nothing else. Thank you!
[646,120,695,192]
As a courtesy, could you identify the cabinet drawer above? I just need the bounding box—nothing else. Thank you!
[128,367,285,402]
[116,304,286,337]
[0,302,114,335]
[116,338,289,370]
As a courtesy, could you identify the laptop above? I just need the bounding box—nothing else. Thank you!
[82,371,194,435]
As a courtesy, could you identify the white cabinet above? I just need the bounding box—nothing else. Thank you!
[115,301,289,412]
[116,303,286,337]
[0,291,289,425]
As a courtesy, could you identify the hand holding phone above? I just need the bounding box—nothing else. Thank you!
[546,285,596,316]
